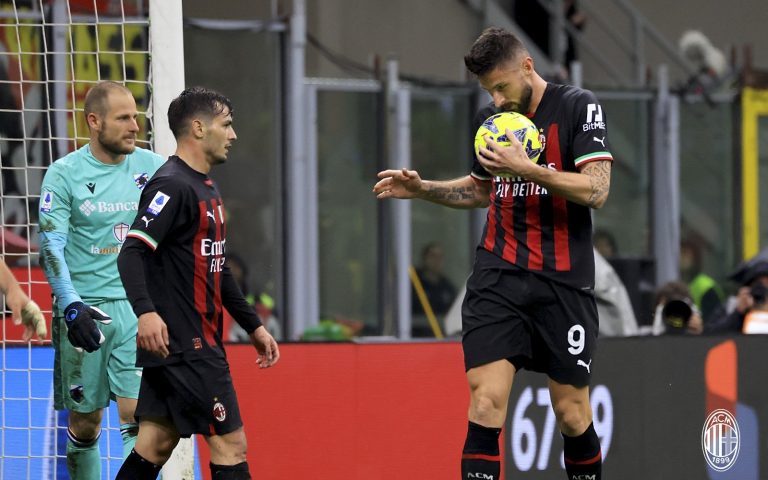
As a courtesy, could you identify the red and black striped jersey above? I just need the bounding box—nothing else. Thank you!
[118,156,261,366]
[470,83,613,290]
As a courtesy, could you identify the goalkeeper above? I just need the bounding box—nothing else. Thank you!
[38,81,164,480]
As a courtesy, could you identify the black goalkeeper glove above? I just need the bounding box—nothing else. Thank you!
[64,302,112,352]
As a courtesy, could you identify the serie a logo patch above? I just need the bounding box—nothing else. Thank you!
[40,191,54,213]
[147,191,170,215]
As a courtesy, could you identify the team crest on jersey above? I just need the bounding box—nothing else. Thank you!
[113,223,130,243]
[134,173,150,189]
[40,191,54,213]
[213,401,227,422]
[147,191,170,215]
[538,130,547,152]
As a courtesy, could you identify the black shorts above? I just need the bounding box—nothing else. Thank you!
[461,250,598,387]
[135,356,243,437]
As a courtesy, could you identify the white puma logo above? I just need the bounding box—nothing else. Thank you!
[577,359,592,373]
[207,210,216,221]
[141,216,153,227]
[593,136,606,148]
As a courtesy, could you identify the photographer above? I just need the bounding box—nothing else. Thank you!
[707,257,768,333]
[651,281,704,335]
[742,281,768,333]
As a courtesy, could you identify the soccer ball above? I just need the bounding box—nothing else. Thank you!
[474,112,542,171]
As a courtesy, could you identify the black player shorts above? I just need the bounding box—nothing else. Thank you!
[461,250,598,387]
[135,356,243,437]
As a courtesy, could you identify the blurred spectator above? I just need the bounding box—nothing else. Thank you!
[708,251,768,333]
[594,248,638,336]
[300,315,363,341]
[411,242,458,337]
[651,281,703,335]
[679,238,725,325]
[742,282,768,334]
[593,229,618,258]
[226,253,283,342]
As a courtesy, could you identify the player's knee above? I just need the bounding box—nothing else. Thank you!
[147,436,179,464]
[68,410,103,440]
[116,400,137,426]
[227,436,248,463]
[469,388,506,425]
[215,432,248,463]
[118,411,137,427]
[552,398,591,436]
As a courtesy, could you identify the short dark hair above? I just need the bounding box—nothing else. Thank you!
[654,281,692,307]
[167,86,233,139]
[83,81,131,117]
[464,27,528,77]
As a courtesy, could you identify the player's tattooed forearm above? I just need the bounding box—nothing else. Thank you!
[425,185,476,203]
[583,161,611,208]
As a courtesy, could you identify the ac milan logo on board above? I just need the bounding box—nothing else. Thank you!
[702,409,740,471]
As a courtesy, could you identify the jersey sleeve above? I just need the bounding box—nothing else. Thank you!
[125,175,187,250]
[38,162,82,307]
[571,90,613,169]
[469,103,497,182]
[38,162,72,235]
[221,266,263,333]
[118,236,156,316]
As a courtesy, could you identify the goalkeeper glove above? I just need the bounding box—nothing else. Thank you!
[13,300,47,341]
[64,301,112,353]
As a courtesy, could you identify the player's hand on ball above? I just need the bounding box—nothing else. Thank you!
[477,128,535,178]
[18,300,47,342]
[137,312,170,358]
[373,168,423,199]
[250,326,280,369]
[64,301,111,352]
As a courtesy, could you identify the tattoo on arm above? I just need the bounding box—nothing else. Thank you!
[424,185,477,203]
[582,161,611,208]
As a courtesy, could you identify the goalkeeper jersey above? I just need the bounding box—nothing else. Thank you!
[39,145,164,304]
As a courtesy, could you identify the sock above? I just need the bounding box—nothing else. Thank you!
[563,422,602,480]
[120,422,139,460]
[461,421,501,480]
[66,428,101,480]
[210,461,252,479]
[116,448,163,480]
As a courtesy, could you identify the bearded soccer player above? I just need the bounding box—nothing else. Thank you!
[38,81,164,479]
[115,87,280,480]
[374,27,611,480]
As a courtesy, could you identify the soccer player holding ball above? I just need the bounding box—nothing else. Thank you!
[374,27,612,480]
[38,81,165,479]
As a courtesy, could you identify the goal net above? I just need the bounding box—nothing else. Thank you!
[0,0,189,478]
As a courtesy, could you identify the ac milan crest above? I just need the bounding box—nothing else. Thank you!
[213,401,227,422]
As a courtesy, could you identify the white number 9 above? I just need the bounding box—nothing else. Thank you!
[567,325,585,355]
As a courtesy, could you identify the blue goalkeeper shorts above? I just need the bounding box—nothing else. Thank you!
[53,299,141,412]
